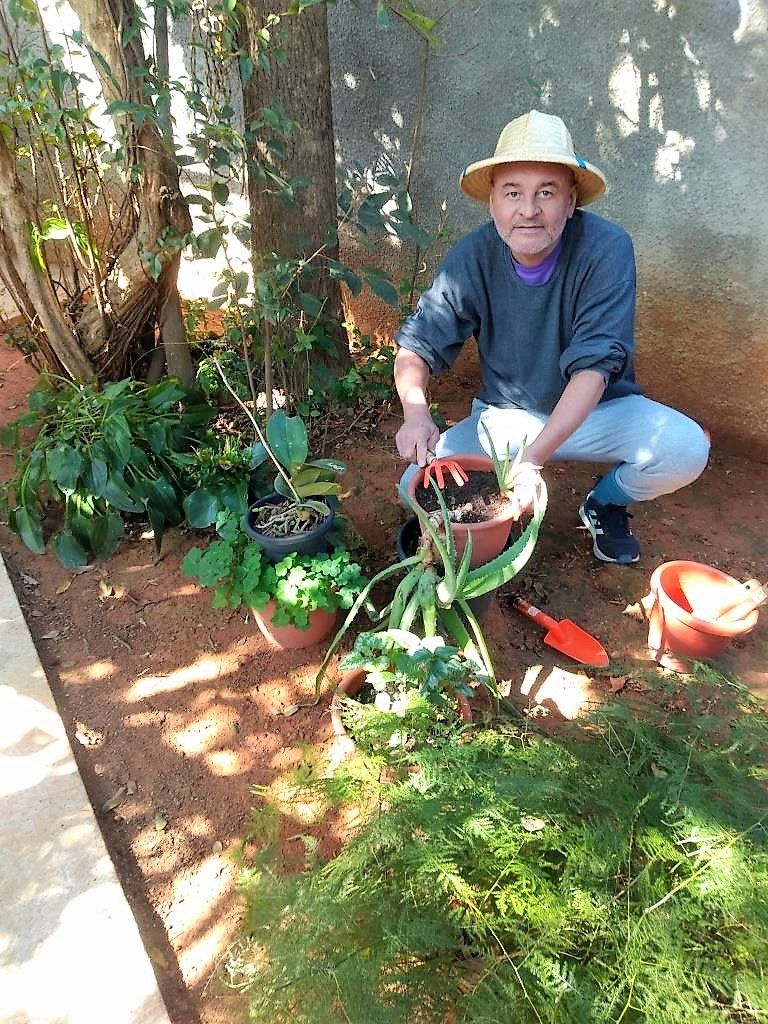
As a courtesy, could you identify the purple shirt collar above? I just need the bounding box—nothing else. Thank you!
[509,235,564,285]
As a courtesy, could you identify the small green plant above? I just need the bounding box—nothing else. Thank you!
[182,522,367,629]
[251,409,346,503]
[195,350,251,404]
[305,329,396,415]
[481,423,540,500]
[337,628,487,750]
[214,361,346,540]
[0,374,213,565]
[182,435,260,530]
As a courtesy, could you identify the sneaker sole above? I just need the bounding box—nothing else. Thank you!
[578,505,640,565]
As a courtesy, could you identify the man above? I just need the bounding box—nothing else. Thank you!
[394,109,709,564]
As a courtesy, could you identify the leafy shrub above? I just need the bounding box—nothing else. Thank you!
[232,672,768,1023]
[337,629,487,750]
[0,374,213,565]
[183,434,261,529]
[182,523,367,629]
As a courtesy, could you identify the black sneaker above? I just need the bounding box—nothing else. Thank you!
[578,490,640,564]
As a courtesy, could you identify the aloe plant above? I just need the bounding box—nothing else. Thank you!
[315,473,548,696]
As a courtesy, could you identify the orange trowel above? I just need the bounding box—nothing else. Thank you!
[510,596,609,668]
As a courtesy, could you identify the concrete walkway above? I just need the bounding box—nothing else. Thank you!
[0,554,172,1024]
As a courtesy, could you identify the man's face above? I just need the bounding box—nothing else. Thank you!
[488,162,577,266]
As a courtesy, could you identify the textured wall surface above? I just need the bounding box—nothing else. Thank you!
[329,0,768,460]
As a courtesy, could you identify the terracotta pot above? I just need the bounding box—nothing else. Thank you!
[330,668,473,743]
[243,493,335,561]
[253,601,337,650]
[406,454,515,568]
[647,561,760,671]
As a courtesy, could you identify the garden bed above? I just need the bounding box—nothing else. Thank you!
[1,342,767,1024]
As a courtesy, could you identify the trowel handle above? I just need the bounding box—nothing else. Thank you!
[510,595,557,632]
[715,579,767,624]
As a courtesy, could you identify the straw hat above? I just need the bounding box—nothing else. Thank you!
[460,109,606,207]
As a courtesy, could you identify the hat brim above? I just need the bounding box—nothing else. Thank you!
[460,154,606,207]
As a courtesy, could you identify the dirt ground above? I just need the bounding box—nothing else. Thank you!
[1,341,767,1024]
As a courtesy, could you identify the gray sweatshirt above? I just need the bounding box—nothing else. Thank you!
[395,209,643,415]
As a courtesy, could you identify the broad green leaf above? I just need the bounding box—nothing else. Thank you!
[396,7,437,40]
[184,487,219,528]
[12,506,45,554]
[238,55,254,84]
[306,457,346,474]
[146,476,182,522]
[294,480,341,497]
[71,221,96,258]
[266,411,308,471]
[197,227,224,259]
[390,219,433,247]
[46,444,83,492]
[212,182,229,205]
[83,456,108,496]
[363,271,400,306]
[248,442,269,469]
[91,513,124,561]
[298,292,324,318]
[327,261,362,297]
[102,379,132,399]
[146,421,167,454]
[101,475,142,513]
[51,529,89,568]
[221,485,248,515]
[146,378,188,410]
[105,414,132,464]
[142,252,163,281]
[25,219,46,273]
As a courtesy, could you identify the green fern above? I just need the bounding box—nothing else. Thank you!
[231,669,768,1023]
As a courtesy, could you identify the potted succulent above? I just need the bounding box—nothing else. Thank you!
[405,431,541,567]
[330,628,484,751]
[316,471,548,695]
[182,514,367,650]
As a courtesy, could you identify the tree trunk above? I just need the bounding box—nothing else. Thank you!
[0,0,195,384]
[240,2,349,368]
[69,0,194,384]
[0,135,95,380]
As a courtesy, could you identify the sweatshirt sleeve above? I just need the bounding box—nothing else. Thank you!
[559,230,636,383]
[394,247,481,374]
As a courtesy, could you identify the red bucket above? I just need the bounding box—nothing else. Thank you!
[647,561,760,671]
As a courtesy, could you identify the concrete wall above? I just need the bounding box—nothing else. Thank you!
[328,0,768,460]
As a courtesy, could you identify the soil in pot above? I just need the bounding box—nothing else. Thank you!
[244,494,335,560]
[413,470,511,523]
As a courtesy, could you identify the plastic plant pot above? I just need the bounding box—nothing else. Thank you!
[647,560,760,671]
[244,493,335,561]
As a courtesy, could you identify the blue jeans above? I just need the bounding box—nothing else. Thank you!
[401,395,710,502]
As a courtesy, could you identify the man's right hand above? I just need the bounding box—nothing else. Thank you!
[395,413,440,467]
